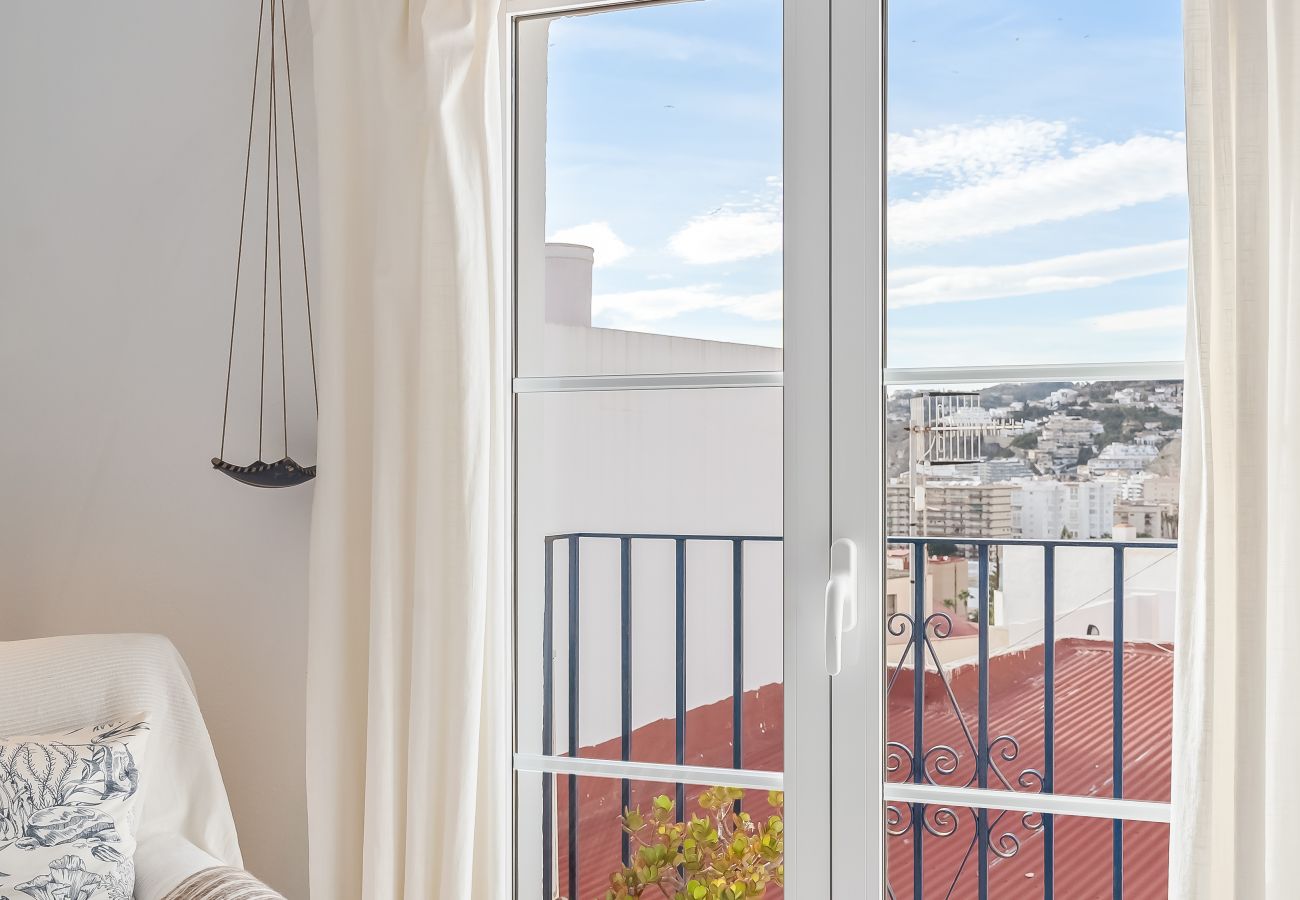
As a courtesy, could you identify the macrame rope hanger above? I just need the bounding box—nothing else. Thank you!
[213,0,318,488]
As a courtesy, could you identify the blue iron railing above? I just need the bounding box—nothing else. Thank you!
[540,532,1176,899]
[885,536,1176,900]
[541,532,780,900]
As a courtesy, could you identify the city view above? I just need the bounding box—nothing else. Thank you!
[887,380,1183,542]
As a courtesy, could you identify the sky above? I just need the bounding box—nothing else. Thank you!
[543,0,1187,368]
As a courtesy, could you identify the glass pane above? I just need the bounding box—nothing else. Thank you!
[515,387,783,763]
[883,802,1169,898]
[886,0,1187,368]
[516,0,783,376]
[883,380,1179,822]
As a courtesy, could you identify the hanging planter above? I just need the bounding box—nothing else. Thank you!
[213,0,317,488]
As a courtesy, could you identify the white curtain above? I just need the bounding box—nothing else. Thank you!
[1173,1,1300,896]
[304,0,508,897]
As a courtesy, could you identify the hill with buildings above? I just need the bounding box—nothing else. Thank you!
[887,381,1183,539]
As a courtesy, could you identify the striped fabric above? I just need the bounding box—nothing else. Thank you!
[162,867,286,900]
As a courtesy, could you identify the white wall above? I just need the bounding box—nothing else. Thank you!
[1,4,316,894]
[999,545,1178,644]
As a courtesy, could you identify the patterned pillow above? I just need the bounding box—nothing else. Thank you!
[0,715,150,900]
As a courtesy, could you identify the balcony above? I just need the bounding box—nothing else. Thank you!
[534,532,1176,899]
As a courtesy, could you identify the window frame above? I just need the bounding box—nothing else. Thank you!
[504,0,842,895]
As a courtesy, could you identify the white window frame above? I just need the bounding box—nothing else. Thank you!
[503,0,847,895]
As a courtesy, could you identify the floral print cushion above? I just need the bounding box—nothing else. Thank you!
[0,716,150,900]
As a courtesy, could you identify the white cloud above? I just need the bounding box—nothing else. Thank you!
[889,119,1068,184]
[889,133,1186,247]
[593,285,782,323]
[668,211,782,264]
[667,178,783,265]
[548,221,631,267]
[889,239,1187,309]
[1088,304,1187,332]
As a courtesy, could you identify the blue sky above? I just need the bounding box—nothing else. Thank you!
[544,0,1187,367]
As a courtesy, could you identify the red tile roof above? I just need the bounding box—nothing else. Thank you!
[554,638,1171,900]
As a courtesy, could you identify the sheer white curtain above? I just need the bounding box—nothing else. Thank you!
[304,0,508,897]
[1173,1,1300,896]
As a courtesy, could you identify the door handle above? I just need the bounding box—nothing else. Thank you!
[824,538,859,675]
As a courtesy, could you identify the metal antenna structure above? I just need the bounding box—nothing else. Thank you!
[905,391,1015,536]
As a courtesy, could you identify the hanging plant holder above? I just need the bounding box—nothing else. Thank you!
[213,0,318,488]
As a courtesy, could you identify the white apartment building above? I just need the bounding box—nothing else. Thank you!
[1045,387,1079,407]
[886,479,1019,537]
[1011,478,1119,540]
[1087,441,1161,475]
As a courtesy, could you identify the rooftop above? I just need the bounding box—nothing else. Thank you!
[554,638,1171,899]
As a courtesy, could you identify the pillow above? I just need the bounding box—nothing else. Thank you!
[0,715,150,900]
[163,867,285,900]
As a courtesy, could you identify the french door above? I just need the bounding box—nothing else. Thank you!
[508,0,1181,896]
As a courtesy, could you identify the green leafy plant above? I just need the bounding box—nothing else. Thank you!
[603,787,784,900]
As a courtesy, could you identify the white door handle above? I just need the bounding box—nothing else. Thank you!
[824,538,859,675]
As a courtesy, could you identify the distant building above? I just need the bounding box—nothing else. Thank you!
[883,549,971,622]
[1045,387,1079,408]
[888,479,1018,537]
[927,457,1034,483]
[1037,414,1105,471]
[1116,501,1178,539]
[1087,441,1161,475]
[1142,475,1180,506]
[1012,478,1119,540]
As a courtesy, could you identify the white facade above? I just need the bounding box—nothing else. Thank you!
[999,544,1178,644]
[517,245,784,755]
[1088,441,1160,475]
[1011,478,1119,540]
[1045,387,1079,407]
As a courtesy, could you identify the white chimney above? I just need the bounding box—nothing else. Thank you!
[544,242,594,327]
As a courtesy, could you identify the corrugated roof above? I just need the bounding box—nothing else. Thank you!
[554,638,1171,899]
[884,638,1172,898]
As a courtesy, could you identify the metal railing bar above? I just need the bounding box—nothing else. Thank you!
[620,537,632,866]
[1044,545,1056,900]
[515,753,785,791]
[675,538,687,814]
[885,536,1176,550]
[542,537,555,900]
[548,531,782,542]
[1113,546,1125,900]
[912,542,925,900]
[732,540,745,775]
[567,536,580,895]
[882,783,1171,824]
[546,532,1174,549]
[977,544,990,900]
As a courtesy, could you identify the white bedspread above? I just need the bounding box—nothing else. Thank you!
[0,633,242,886]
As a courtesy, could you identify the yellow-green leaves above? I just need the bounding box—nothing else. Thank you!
[602,788,785,900]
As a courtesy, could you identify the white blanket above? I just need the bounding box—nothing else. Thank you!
[0,634,241,894]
